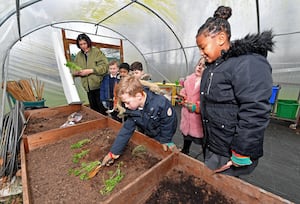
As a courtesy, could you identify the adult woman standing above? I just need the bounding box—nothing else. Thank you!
[196,6,274,176]
[74,33,108,115]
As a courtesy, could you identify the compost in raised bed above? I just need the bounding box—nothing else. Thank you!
[26,128,160,203]
[145,169,235,204]
[24,109,100,135]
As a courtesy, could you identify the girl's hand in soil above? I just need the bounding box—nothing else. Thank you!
[102,152,120,166]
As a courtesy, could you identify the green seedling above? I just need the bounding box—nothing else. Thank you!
[132,145,147,158]
[69,161,101,180]
[100,162,124,195]
[65,61,82,71]
[72,149,90,163]
[70,139,91,149]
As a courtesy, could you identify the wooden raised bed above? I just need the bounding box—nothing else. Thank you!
[23,104,105,136]
[109,153,292,204]
[20,107,293,204]
[107,153,293,204]
[21,117,171,203]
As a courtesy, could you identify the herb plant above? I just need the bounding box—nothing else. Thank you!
[69,161,100,180]
[72,149,90,163]
[70,139,91,149]
[132,145,147,158]
[100,162,124,195]
[65,61,82,71]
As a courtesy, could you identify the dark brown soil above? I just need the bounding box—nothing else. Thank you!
[26,128,160,204]
[24,110,100,135]
[145,169,235,204]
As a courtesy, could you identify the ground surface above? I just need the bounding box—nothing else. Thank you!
[24,109,100,135]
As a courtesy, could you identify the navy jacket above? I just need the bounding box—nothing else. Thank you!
[200,31,274,159]
[100,74,120,109]
[110,88,177,155]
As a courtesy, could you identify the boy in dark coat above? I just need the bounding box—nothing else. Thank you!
[101,76,177,165]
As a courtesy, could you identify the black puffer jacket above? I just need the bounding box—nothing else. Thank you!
[200,31,274,159]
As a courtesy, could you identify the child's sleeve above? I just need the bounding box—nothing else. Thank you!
[110,118,136,155]
[158,99,177,144]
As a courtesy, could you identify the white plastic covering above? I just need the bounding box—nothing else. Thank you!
[52,29,81,104]
[1,0,300,113]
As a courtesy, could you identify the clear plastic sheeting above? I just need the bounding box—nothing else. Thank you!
[5,27,68,106]
[0,0,300,112]
[52,29,81,104]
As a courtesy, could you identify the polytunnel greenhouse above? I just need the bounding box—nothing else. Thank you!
[0,0,300,203]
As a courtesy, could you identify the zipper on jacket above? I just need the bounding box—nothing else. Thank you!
[207,72,214,95]
[85,53,90,91]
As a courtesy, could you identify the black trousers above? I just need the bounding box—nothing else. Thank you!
[87,89,107,115]
[181,134,203,155]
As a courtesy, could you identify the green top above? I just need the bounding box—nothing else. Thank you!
[74,47,108,91]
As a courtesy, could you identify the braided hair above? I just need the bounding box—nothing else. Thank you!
[196,6,232,40]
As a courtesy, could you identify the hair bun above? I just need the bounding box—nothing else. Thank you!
[213,6,232,20]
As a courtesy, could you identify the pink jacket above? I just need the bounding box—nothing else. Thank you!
[179,73,204,138]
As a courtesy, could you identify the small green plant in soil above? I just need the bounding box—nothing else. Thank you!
[69,161,100,180]
[72,149,90,163]
[100,162,124,195]
[132,145,147,158]
[70,139,91,149]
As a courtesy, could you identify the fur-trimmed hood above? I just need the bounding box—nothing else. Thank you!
[223,30,275,59]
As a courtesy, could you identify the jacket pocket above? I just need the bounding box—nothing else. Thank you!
[206,116,236,152]
[209,117,236,138]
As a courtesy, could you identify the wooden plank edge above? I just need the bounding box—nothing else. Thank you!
[25,118,108,152]
[24,104,82,119]
[20,139,30,204]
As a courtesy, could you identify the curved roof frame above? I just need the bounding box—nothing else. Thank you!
[1,20,147,79]
[94,0,188,73]
[134,1,188,72]
[0,0,42,27]
[1,1,190,123]
[1,0,189,81]
[0,0,191,130]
